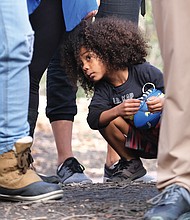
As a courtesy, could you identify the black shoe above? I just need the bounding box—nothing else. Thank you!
[103,161,121,182]
[57,157,92,184]
[105,158,147,183]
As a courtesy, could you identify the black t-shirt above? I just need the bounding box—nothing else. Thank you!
[87,62,164,130]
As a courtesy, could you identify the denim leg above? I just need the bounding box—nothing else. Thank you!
[0,0,34,154]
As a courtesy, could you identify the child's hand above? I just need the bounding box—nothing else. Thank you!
[146,96,164,113]
[116,99,141,118]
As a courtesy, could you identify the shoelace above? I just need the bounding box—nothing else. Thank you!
[70,162,85,173]
[17,148,34,174]
[147,184,190,206]
[57,159,85,174]
[114,158,134,172]
[138,88,153,102]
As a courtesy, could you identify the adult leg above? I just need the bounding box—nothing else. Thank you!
[0,1,31,148]
[152,0,190,191]
[0,0,62,201]
[47,48,77,166]
[144,1,190,219]
[29,0,92,184]
[28,0,64,137]
[46,49,92,184]
[96,0,142,24]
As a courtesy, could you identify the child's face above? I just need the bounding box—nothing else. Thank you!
[80,47,106,82]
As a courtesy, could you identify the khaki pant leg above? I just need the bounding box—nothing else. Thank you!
[152,0,190,191]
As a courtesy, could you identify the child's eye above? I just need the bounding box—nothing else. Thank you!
[86,54,91,61]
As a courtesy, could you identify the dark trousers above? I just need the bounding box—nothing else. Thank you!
[28,0,77,136]
[96,0,142,25]
[46,50,77,123]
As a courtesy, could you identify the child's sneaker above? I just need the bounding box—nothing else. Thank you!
[104,158,146,183]
[103,161,121,183]
[57,157,92,184]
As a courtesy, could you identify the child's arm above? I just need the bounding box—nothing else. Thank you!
[99,99,141,127]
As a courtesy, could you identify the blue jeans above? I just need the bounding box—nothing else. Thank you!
[0,0,34,154]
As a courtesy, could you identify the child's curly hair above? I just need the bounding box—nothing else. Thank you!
[61,16,149,95]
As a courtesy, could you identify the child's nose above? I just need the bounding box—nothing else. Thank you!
[82,62,89,71]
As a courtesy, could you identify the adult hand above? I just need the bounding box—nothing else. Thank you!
[84,0,100,20]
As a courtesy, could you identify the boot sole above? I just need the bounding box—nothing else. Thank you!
[61,179,93,185]
[0,189,63,202]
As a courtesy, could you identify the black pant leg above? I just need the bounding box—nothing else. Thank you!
[46,49,77,123]
[96,0,142,25]
[28,0,65,136]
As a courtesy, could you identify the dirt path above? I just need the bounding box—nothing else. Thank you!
[0,182,158,220]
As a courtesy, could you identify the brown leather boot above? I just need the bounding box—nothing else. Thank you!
[0,136,63,201]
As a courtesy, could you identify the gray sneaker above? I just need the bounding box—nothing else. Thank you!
[178,211,190,220]
[144,184,190,220]
[57,157,92,184]
[104,158,146,183]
